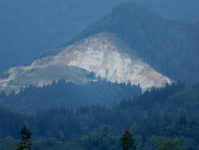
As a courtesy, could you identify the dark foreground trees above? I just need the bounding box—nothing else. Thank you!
[119,128,136,150]
[1,125,33,150]
[16,125,33,150]
[119,129,188,150]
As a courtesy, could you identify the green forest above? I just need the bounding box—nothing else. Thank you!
[0,80,199,149]
[60,2,199,86]
[0,78,141,113]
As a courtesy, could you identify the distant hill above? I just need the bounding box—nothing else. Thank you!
[0,65,90,93]
[0,32,171,93]
[0,78,142,113]
[60,2,199,86]
[0,0,199,73]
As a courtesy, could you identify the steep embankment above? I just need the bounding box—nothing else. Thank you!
[0,32,171,93]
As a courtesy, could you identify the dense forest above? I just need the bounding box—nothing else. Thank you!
[1,81,199,149]
[0,78,142,113]
[0,0,199,73]
[132,0,199,23]
[60,2,199,86]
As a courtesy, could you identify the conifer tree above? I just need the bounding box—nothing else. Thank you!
[119,128,136,150]
[16,125,33,150]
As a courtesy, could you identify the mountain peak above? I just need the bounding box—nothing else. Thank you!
[0,32,171,93]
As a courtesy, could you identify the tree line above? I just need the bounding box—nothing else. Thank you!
[1,123,189,150]
[0,78,142,113]
[1,81,199,149]
[61,2,199,86]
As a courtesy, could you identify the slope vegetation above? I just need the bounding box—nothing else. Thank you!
[61,2,199,85]
[0,65,89,93]
[1,81,199,149]
[0,0,199,73]
[0,79,142,113]
[0,32,171,93]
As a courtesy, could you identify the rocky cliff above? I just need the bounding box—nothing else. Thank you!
[0,32,171,93]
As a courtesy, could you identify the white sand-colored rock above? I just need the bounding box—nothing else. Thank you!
[0,32,171,92]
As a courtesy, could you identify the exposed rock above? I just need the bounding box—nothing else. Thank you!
[0,32,171,93]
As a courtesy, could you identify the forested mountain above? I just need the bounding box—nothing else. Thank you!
[0,32,171,93]
[1,1,199,150]
[0,78,142,113]
[133,0,199,23]
[1,81,199,149]
[61,2,199,86]
[0,0,198,73]
[0,0,125,73]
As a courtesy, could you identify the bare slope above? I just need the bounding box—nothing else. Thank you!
[0,65,89,93]
[0,32,171,93]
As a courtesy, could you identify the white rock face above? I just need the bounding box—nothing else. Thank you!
[0,32,171,92]
[32,32,171,90]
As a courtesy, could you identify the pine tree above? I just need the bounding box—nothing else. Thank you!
[16,125,33,150]
[119,128,136,150]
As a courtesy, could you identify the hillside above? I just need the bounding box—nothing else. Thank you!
[0,32,171,93]
[0,65,90,93]
[0,79,142,113]
[0,0,199,73]
[60,2,199,86]
[133,0,199,23]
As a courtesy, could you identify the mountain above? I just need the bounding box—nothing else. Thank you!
[2,1,199,92]
[60,2,199,86]
[0,32,171,93]
[0,0,125,73]
[0,63,90,93]
[0,0,199,74]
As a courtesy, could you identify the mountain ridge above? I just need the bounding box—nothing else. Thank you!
[0,32,171,93]
[58,2,199,86]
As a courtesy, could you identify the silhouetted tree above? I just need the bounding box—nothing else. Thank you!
[16,125,33,150]
[119,128,136,150]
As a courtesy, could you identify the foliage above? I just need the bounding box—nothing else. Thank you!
[1,81,199,148]
[86,71,96,79]
[0,0,198,84]
[0,78,141,113]
[1,0,198,73]
[34,47,67,60]
[132,0,199,23]
[45,137,58,145]
[156,137,187,150]
[16,125,33,150]
[0,0,130,73]
[4,137,14,141]
[61,2,199,86]
[119,128,136,150]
